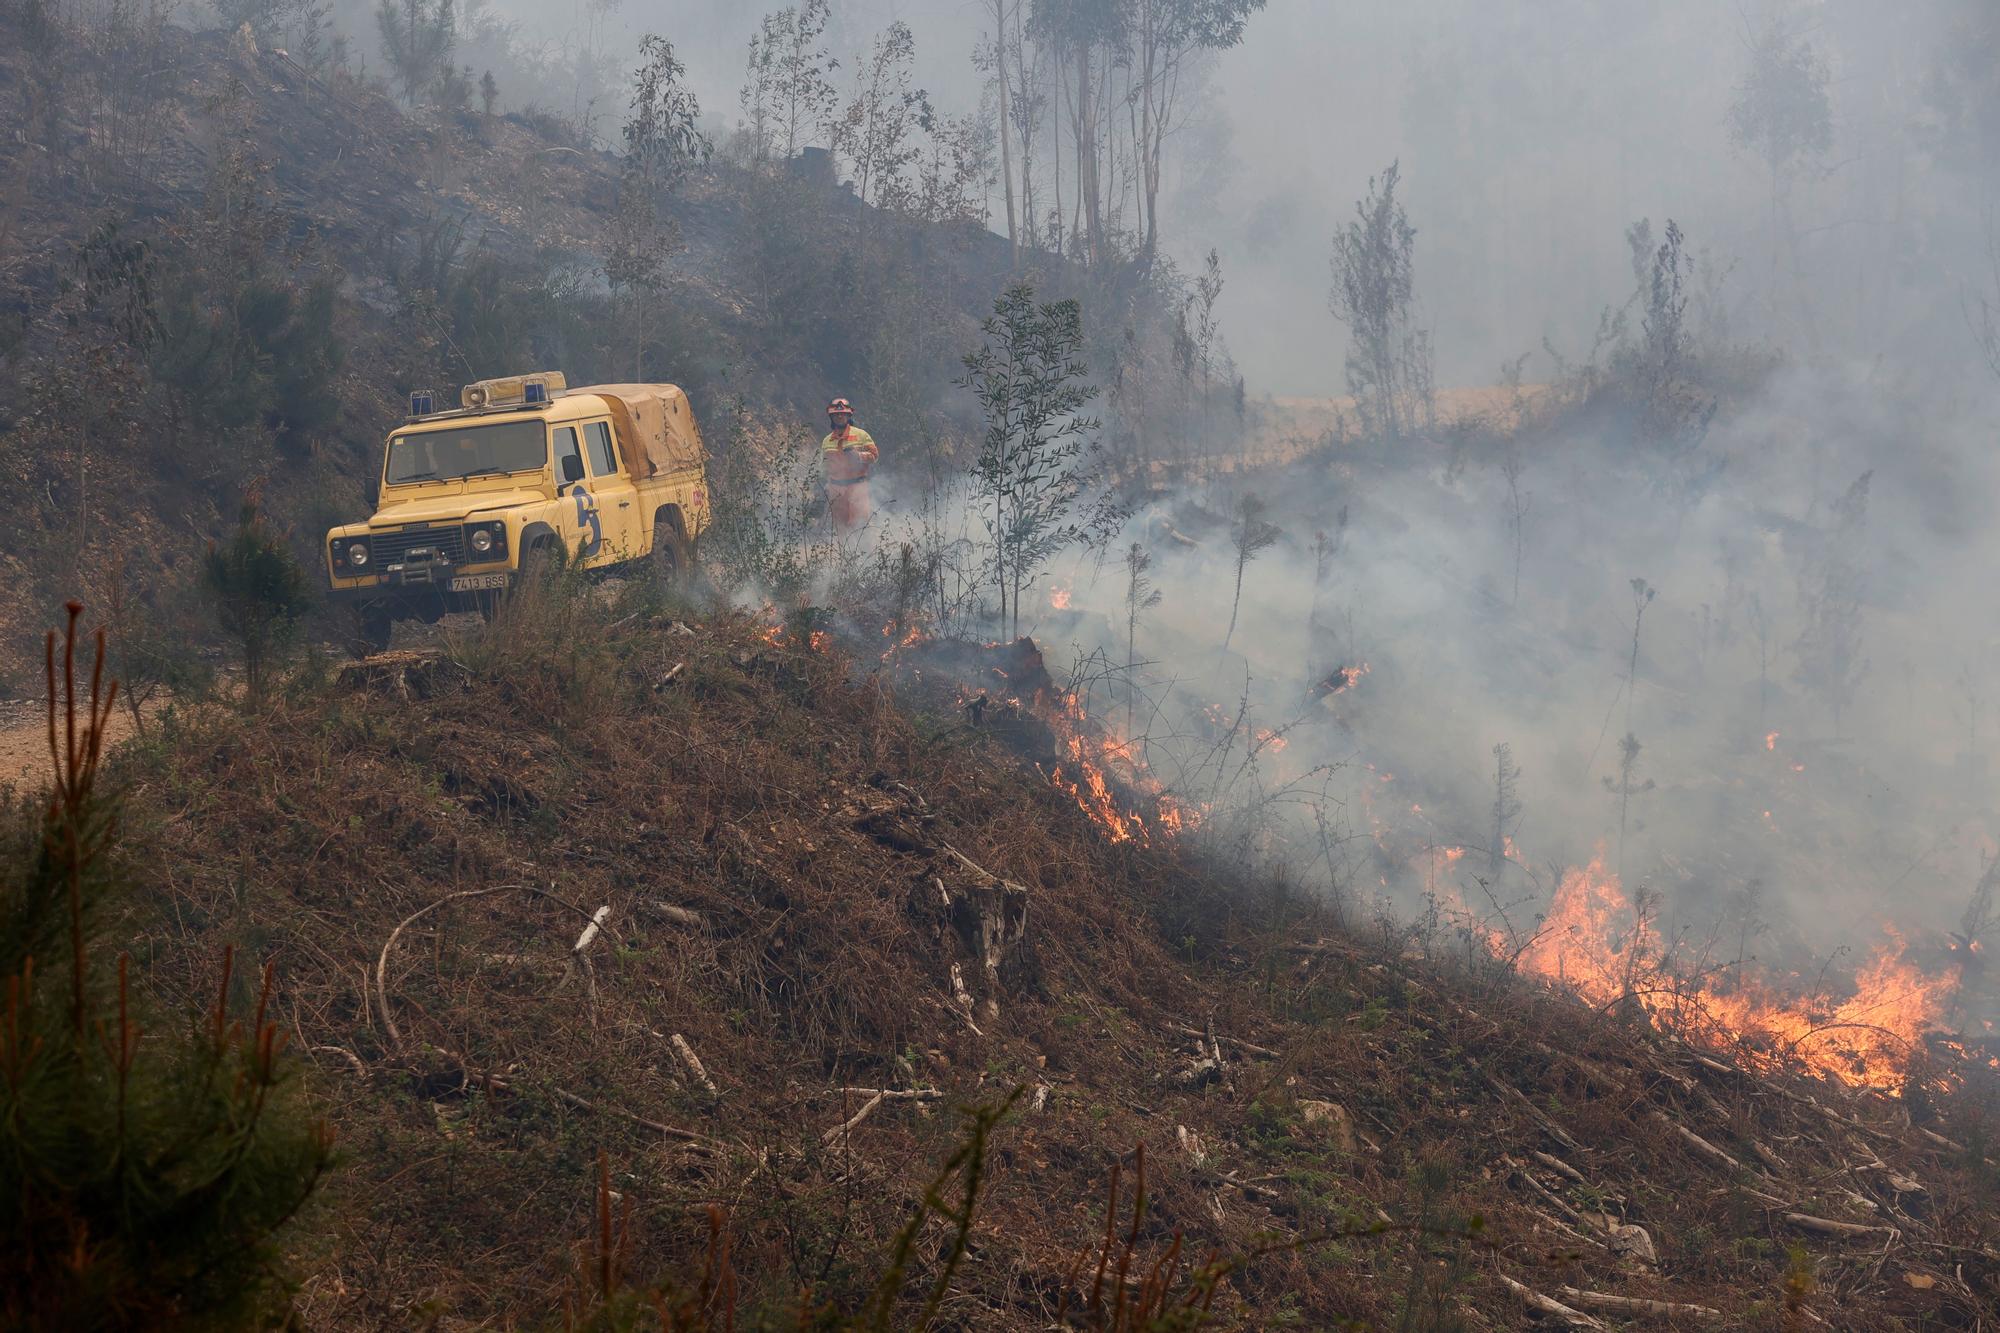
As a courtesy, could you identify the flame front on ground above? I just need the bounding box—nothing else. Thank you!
[1509,858,1957,1091]
[1043,689,1201,846]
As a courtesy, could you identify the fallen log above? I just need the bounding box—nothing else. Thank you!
[1532,1151,1587,1185]
[832,1087,942,1103]
[1556,1287,1721,1319]
[641,901,708,929]
[1166,1021,1279,1058]
[1750,1139,1790,1174]
[1653,1112,1754,1177]
[1474,1059,1583,1153]
[1783,1212,1897,1240]
[1505,1161,1604,1243]
[1498,1275,1608,1329]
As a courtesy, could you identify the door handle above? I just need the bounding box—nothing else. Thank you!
[618,501,631,508]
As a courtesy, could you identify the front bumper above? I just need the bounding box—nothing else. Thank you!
[327,561,514,616]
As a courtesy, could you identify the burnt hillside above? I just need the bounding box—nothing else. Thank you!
[83,575,2000,1328]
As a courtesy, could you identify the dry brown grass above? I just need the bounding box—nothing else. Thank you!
[96,581,2000,1328]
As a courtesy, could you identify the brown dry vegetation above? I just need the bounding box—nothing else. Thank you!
[55,571,2000,1328]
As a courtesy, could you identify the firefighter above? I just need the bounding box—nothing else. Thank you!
[821,396,878,532]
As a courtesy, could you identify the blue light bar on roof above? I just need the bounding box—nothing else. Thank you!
[523,381,548,405]
[411,391,434,416]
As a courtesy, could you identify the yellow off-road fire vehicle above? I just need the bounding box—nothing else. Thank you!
[325,372,709,653]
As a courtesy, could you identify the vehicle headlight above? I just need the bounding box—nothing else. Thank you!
[348,542,370,567]
[471,528,494,554]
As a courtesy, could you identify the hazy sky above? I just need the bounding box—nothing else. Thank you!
[461,0,1981,396]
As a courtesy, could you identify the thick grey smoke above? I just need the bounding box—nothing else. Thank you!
[1018,341,2000,979]
[333,0,2000,969]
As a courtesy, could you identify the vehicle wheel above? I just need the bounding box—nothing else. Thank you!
[504,540,556,606]
[347,605,393,658]
[651,522,694,589]
[519,539,555,583]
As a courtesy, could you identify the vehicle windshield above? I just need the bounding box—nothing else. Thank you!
[384,419,548,485]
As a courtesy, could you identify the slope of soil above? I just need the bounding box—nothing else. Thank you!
[84,582,2000,1329]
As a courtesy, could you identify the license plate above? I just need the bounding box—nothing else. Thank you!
[450,573,508,592]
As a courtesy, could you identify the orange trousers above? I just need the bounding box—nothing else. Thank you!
[828,479,872,531]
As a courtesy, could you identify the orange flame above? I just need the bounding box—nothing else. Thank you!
[1322,663,1371,696]
[1509,858,1957,1091]
[1040,688,1203,846]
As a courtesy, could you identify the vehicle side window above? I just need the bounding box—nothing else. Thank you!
[552,427,584,482]
[583,421,618,477]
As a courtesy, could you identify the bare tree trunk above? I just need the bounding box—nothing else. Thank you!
[991,0,1018,267]
[1015,30,1037,249]
[1139,7,1158,261]
[995,474,1007,636]
[1050,46,1064,252]
[1077,48,1101,265]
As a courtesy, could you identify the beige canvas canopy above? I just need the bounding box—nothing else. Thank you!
[580,384,706,479]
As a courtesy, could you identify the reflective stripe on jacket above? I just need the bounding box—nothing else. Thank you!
[821,426,878,483]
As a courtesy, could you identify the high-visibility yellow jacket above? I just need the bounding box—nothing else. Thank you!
[821,425,878,484]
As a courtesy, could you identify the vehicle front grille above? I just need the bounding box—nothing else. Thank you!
[370,525,466,566]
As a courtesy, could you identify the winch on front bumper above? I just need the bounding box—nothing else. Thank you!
[326,524,512,610]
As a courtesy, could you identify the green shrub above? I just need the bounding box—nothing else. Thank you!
[0,603,332,1329]
[201,499,313,699]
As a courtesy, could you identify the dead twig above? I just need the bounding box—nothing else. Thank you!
[550,1086,726,1153]
[670,1033,719,1098]
[310,1045,368,1078]
[822,1091,886,1147]
[375,884,567,1054]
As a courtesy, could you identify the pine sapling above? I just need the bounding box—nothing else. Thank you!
[1221,492,1279,652]
[1123,541,1161,739]
[1490,742,1521,881]
[1604,731,1655,883]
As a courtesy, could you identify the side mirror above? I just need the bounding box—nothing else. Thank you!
[559,454,585,485]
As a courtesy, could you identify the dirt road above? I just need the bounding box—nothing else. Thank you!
[0,697,147,791]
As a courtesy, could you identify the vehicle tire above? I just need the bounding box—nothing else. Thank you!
[651,519,694,589]
[507,539,556,603]
[347,605,393,658]
[520,538,555,580]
